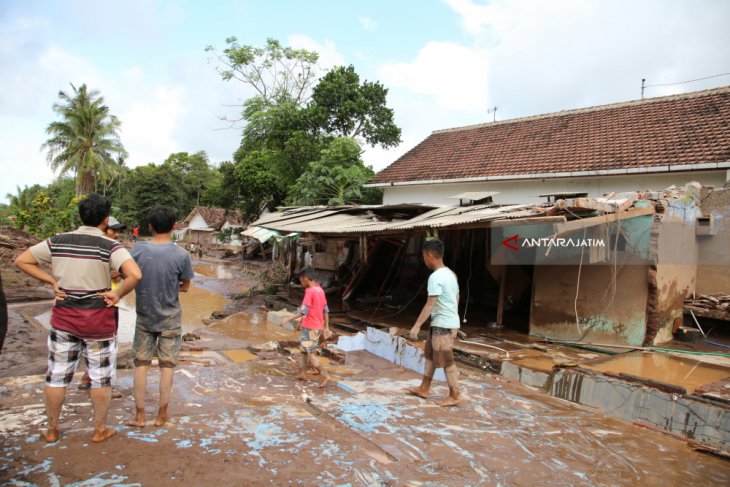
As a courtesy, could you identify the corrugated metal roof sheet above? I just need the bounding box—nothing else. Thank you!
[250,204,548,235]
[242,226,281,243]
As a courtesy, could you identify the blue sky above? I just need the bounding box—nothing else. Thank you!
[2,0,730,203]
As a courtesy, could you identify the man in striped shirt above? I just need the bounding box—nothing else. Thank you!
[15,194,142,443]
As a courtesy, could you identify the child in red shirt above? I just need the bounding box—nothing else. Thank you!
[295,267,331,387]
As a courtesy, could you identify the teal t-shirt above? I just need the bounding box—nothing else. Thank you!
[427,266,460,329]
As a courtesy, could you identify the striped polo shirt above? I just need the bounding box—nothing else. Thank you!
[30,226,133,340]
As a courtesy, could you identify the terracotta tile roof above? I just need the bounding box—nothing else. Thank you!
[184,206,243,230]
[370,86,730,186]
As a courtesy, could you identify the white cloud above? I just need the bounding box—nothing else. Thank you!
[288,34,347,70]
[359,17,378,32]
[443,0,730,118]
[379,41,490,112]
[117,85,186,166]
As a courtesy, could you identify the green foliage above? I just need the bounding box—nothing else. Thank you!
[309,65,401,149]
[216,226,242,244]
[15,192,85,238]
[6,184,45,212]
[42,83,127,196]
[232,149,288,220]
[208,38,400,221]
[0,204,12,226]
[206,37,319,109]
[116,163,187,231]
[289,137,383,206]
[162,151,221,208]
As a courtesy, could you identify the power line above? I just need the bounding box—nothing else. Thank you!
[644,71,730,88]
[642,71,730,98]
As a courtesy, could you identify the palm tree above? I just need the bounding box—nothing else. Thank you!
[42,83,128,196]
[6,185,33,211]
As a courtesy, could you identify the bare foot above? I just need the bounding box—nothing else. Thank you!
[111,390,122,399]
[317,375,331,388]
[42,428,59,443]
[91,427,117,443]
[405,387,429,399]
[436,395,461,407]
[127,410,145,428]
[154,410,169,427]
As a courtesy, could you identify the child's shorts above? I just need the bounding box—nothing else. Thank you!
[300,327,321,353]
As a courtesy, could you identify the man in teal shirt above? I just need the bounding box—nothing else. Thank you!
[407,239,461,406]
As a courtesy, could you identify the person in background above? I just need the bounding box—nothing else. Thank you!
[127,205,194,428]
[14,194,142,442]
[0,273,7,354]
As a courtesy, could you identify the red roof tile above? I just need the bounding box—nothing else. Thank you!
[184,206,243,230]
[370,86,730,185]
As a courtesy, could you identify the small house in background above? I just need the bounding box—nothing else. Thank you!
[177,206,244,245]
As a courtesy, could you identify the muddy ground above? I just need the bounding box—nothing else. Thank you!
[2,252,730,485]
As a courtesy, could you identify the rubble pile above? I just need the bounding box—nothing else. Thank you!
[0,226,40,291]
[685,293,730,321]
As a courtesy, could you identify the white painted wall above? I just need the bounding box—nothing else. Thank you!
[381,171,728,207]
[221,221,243,231]
[189,213,209,230]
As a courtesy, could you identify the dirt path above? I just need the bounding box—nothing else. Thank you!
[2,257,729,485]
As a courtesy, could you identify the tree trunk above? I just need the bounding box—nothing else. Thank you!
[77,171,95,196]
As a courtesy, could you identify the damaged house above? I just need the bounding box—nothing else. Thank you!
[177,206,244,245]
[247,87,730,348]
[247,186,727,348]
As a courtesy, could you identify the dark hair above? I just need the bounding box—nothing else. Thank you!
[147,205,177,234]
[78,194,111,227]
[423,239,444,258]
[297,266,316,281]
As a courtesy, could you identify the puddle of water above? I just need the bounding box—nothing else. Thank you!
[583,351,730,393]
[209,311,300,343]
[223,349,258,363]
[509,350,556,373]
[117,282,230,341]
[194,263,238,279]
[180,285,229,332]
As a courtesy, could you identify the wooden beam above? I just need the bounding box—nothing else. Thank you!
[486,216,567,228]
[496,266,507,327]
[553,206,655,235]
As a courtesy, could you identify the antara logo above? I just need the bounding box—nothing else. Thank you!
[501,234,520,252]
[501,234,606,251]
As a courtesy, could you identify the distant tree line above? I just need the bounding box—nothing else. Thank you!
[3,37,401,238]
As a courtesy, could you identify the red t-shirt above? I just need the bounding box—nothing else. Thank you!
[301,285,327,330]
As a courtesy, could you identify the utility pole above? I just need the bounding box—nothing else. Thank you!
[641,78,645,99]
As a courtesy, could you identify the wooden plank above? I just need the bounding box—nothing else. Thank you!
[496,266,506,327]
[487,216,567,228]
[553,206,655,235]
[570,197,616,213]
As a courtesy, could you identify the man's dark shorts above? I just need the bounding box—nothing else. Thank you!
[132,325,182,368]
[424,326,455,368]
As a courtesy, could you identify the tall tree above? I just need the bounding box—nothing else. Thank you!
[289,137,382,206]
[308,65,401,149]
[116,163,186,230]
[163,151,218,207]
[206,37,320,125]
[42,83,128,196]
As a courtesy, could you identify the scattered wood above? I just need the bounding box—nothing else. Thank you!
[684,293,730,322]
